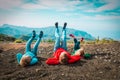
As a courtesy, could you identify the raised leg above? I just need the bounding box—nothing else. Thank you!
[54,22,60,51]
[69,34,80,51]
[32,31,43,56]
[61,22,67,50]
[74,39,80,51]
[26,30,36,52]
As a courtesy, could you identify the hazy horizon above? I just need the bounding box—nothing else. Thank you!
[0,0,120,40]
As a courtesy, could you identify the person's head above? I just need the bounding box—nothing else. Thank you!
[59,52,68,64]
[75,47,84,56]
[20,56,31,67]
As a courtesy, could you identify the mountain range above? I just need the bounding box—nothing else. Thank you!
[0,24,95,40]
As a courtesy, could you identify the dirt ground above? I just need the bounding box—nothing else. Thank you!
[0,42,120,80]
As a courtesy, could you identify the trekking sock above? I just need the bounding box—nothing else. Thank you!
[69,34,75,38]
[39,31,43,38]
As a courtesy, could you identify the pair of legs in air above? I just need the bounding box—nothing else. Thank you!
[70,34,92,59]
[69,34,84,55]
[16,30,43,67]
[54,22,67,52]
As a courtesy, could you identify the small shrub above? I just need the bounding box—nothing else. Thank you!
[85,41,96,44]
[14,39,23,43]
[47,39,54,43]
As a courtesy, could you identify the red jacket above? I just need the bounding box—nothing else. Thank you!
[46,48,81,65]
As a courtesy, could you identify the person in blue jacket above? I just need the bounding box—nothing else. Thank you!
[16,30,43,67]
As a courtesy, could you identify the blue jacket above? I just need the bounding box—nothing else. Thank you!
[16,51,38,65]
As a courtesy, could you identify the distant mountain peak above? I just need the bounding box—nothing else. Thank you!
[0,24,95,40]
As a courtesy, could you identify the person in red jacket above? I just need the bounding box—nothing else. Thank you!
[46,22,84,65]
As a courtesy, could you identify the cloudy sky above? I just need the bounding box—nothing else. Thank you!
[0,0,120,40]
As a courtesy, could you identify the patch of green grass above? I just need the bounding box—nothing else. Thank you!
[14,39,23,43]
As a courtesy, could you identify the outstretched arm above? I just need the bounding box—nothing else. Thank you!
[46,58,59,65]
[16,53,23,64]
[30,57,38,65]
[69,47,84,63]
[68,55,81,64]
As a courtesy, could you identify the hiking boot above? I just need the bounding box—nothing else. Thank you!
[55,22,58,28]
[63,22,67,29]
[32,30,36,38]
[39,31,43,38]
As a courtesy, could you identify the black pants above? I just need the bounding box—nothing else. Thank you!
[74,38,80,51]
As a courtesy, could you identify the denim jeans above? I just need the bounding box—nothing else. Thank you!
[54,28,67,51]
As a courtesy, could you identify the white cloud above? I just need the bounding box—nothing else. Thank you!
[91,15,120,20]
[0,0,22,10]
[39,0,79,10]
[21,3,48,9]
[78,0,120,13]
[96,0,120,12]
[0,0,119,13]
[21,0,80,11]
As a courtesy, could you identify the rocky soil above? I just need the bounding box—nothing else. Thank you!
[0,42,120,80]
